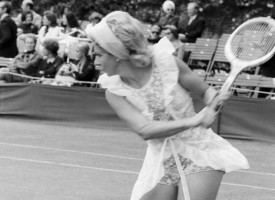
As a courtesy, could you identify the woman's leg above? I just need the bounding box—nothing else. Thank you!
[141,184,178,200]
[177,170,224,200]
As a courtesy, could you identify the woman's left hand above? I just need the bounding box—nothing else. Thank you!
[199,107,218,128]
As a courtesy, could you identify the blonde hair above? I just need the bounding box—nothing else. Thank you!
[77,43,90,57]
[104,11,152,68]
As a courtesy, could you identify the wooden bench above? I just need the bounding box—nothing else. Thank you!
[188,38,218,70]
[205,73,264,97]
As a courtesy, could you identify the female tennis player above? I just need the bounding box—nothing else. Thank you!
[88,11,249,200]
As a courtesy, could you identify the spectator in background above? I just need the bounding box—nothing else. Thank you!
[147,24,162,44]
[260,13,275,78]
[0,1,18,58]
[259,57,275,78]
[17,11,39,35]
[162,25,185,60]
[0,34,41,83]
[70,43,96,83]
[37,11,64,53]
[16,0,42,28]
[35,38,64,78]
[179,2,205,43]
[61,12,85,38]
[258,51,275,98]
[157,0,179,29]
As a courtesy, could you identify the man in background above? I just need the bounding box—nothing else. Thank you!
[179,2,205,43]
[0,1,18,58]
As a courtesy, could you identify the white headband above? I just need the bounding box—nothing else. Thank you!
[88,18,129,60]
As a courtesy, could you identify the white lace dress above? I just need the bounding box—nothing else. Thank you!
[98,38,249,200]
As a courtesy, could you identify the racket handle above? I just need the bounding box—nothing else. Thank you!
[209,90,228,112]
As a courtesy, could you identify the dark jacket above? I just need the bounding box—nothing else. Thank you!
[158,14,179,29]
[181,15,205,43]
[74,57,95,82]
[260,55,275,78]
[0,16,18,58]
[35,56,64,78]
[13,50,42,76]
[18,23,39,34]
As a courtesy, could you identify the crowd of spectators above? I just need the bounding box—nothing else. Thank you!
[0,0,274,89]
[0,0,201,88]
[0,0,98,87]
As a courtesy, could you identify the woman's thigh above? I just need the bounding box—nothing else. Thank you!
[141,183,178,200]
[177,170,224,200]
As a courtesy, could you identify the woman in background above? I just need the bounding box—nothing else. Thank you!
[35,38,64,78]
[61,12,85,38]
[17,11,38,35]
[0,34,41,83]
[71,43,95,82]
[158,0,179,29]
[37,11,64,52]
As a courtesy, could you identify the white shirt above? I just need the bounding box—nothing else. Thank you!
[0,13,9,21]
[188,15,197,25]
[37,26,65,52]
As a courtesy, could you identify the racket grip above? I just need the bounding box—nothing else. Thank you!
[209,90,227,112]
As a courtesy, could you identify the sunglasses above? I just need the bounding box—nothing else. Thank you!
[151,31,159,34]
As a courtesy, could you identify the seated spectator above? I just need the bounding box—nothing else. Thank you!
[157,0,179,29]
[179,2,205,43]
[35,38,64,78]
[70,43,96,82]
[147,24,162,44]
[0,34,41,83]
[17,11,39,35]
[61,12,85,38]
[257,55,275,98]
[162,25,185,60]
[15,0,42,28]
[37,11,64,53]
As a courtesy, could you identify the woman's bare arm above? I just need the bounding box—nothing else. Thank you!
[175,57,217,105]
[105,90,209,141]
[176,57,209,96]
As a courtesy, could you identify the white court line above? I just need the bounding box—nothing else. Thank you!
[0,155,274,192]
[0,142,274,177]
[237,170,275,177]
[0,142,143,161]
[222,182,275,191]
[0,155,139,175]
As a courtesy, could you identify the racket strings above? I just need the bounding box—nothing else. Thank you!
[231,22,275,61]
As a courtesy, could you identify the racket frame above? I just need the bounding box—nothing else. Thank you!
[211,17,275,110]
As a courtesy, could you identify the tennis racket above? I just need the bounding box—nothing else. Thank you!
[210,17,275,111]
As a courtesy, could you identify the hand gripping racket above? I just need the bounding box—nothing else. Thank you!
[211,17,275,111]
